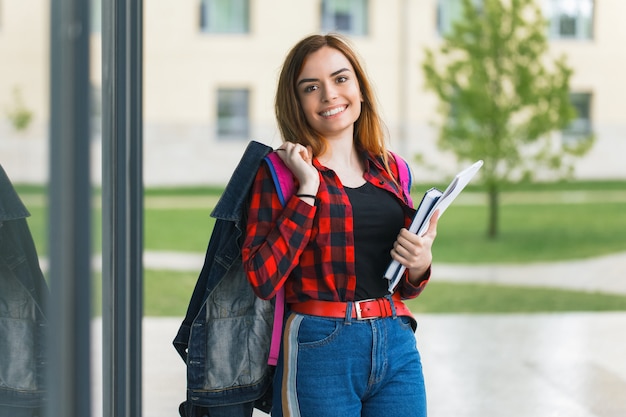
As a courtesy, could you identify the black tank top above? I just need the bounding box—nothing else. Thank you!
[344,182,405,300]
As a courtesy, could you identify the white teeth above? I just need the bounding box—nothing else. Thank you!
[320,106,346,117]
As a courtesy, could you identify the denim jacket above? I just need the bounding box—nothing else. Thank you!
[0,164,48,410]
[173,141,276,414]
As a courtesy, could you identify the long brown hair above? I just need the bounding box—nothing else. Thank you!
[275,34,390,163]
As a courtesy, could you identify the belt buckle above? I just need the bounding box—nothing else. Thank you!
[354,298,376,320]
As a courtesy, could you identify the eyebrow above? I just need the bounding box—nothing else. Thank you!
[297,68,351,86]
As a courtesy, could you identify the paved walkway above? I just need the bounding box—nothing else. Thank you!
[116,313,626,417]
[142,250,626,294]
[89,251,626,417]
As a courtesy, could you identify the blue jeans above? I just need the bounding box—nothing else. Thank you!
[272,311,427,417]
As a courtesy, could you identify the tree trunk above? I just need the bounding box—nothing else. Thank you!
[487,184,499,239]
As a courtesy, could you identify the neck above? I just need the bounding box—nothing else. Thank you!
[318,139,366,187]
[319,135,358,164]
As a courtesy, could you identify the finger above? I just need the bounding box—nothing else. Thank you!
[275,146,289,163]
[392,243,420,269]
[423,210,439,238]
[393,235,420,259]
[292,144,309,163]
[398,228,421,245]
[430,209,440,224]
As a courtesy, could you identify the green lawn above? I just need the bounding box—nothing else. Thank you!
[17,181,626,316]
[433,200,626,262]
[404,282,626,314]
[23,187,626,263]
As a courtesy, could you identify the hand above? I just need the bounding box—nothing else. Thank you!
[276,143,319,195]
[391,210,439,284]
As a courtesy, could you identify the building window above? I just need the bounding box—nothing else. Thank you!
[437,0,482,37]
[544,0,594,40]
[217,89,250,140]
[563,92,592,142]
[199,0,249,34]
[321,0,369,36]
[91,0,101,33]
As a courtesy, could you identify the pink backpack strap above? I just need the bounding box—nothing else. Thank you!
[390,151,413,207]
[263,151,296,366]
[265,152,297,204]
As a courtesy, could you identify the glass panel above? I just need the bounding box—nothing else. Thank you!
[544,0,594,40]
[321,0,368,36]
[91,0,101,33]
[563,92,592,142]
[559,14,577,37]
[217,89,250,139]
[200,0,249,34]
[438,0,463,36]
[437,0,482,37]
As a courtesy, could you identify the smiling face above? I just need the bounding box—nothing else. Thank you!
[296,46,363,143]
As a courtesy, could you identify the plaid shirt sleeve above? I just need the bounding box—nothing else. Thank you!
[398,266,431,299]
[242,163,316,300]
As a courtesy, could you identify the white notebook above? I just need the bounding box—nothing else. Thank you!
[385,160,484,293]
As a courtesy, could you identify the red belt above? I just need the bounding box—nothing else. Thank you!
[289,294,412,320]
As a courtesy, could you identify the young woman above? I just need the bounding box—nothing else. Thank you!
[242,34,438,417]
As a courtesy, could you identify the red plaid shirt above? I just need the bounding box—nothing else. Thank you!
[242,151,430,303]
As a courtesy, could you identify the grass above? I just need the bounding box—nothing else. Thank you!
[23,191,626,262]
[92,270,200,317]
[404,282,626,314]
[17,181,626,316]
[433,201,626,262]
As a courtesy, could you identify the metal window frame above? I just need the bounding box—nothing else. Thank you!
[47,0,93,416]
[102,0,144,416]
[47,0,144,416]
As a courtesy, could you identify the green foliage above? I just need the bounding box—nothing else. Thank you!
[422,0,594,237]
[5,86,34,132]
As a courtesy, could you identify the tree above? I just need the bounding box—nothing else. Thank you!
[422,0,593,238]
[5,86,34,132]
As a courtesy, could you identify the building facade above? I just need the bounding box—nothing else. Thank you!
[0,0,624,185]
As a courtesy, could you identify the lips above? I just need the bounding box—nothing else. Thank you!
[319,105,347,117]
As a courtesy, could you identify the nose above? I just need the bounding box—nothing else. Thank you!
[321,82,338,103]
